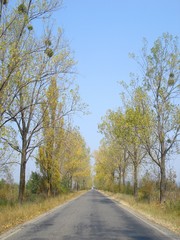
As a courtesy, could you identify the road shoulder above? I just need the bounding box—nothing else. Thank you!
[98,190,180,240]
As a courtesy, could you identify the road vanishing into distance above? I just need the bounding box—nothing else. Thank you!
[0,190,179,240]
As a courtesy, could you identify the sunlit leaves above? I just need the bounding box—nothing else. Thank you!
[0,0,82,202]
[63,128,91,182]
[132,33,180,203]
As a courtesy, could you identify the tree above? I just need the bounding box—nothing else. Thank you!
[98,87,151,199]
[0,0,80,203]
[37,77,63,197]
[122,88,151,199]
[61,127,91,191]
[139,171,156,203]
[123,108,146,199]
[98,111,129,192]
[37,77,89,195]
[0,0,61,128]
[136,33,180,203]
[0,126,18,173]
[94,142,120,192]
[26,171,43,195]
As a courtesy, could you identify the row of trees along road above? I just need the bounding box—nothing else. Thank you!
[0,0,91,203]
[95,33,180,203]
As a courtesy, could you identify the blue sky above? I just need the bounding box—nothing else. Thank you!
[19,0,180,182]
[52,0,180,181]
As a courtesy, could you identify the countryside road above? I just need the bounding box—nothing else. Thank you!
[1,190,179,240]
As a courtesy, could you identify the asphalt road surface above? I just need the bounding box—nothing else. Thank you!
[1,190,179,240]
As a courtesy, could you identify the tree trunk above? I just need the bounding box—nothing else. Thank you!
[122,148,127,187]
[160,154,166,203]
[133,164,138,200]
[47,173,52,197]
[122,167,126,186]
[18,131,28,204]
[76,182,79,191]
[47,183,51,197]
[118,165,122,192]
[18,150,26,204]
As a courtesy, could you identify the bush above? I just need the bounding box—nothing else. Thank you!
[123,181,133,195]
[26,172,43,194]
[0,179,18,206]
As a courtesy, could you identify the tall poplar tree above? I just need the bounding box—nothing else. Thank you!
[62,128,91,191]
[37,77,63,196]
[137,33,180,203]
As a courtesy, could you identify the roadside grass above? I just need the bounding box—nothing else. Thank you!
[0,191,85,234]
[100,191,180,235]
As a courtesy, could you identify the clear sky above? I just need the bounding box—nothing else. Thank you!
[51,0,180,181]
[15,0,179,183]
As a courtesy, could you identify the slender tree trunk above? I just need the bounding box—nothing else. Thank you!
[132,146,138,200]
[18,130,29,203]
[111,171,115,192]
[133,164,138,200]
[159,126,166,203]
[122,168,126,186]
[47,173,52,197]
[122,148,127,187]
[47,183,51,197]
[50,181,53,196]
[160,154,166,203]
[76,182,79,191]
[70,176,72,190]
[18,149,26,204]
[118,165,122,192]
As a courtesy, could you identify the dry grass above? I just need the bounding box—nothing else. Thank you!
[100,191,180,236]
[1,190,179,236]
[0,191,85,234]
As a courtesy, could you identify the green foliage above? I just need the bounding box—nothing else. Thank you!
[2,0,8,5]
[44,48,54,57]
[167,72,175,86]
[45,39,52,46]
[62,127,91,191]
[17,4,27,14]
[139,171,156,203]
[96,87,152,199]
[0,0,80,203]
[123,182,133,195]
[36,77,91,195]
[165,200,180,216]
[36,78,61,196]
[96,33,180,204]
[59,177,72,193]
[26,172,43,195]
[0,179,18,206]
[140,33,180,203]
[27,25,33,31]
